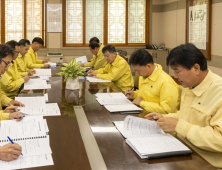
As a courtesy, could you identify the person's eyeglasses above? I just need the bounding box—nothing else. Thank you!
[2,60,11,68]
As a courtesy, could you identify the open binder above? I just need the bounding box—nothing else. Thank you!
[113,116,192,159]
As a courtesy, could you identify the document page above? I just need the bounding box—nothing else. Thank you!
[104,104,142,113]
[75,56,87,64]
[123,116,165,138]
[45,103,61,116]
[0,116,46,139]
[86,76,111,82]
[0,154,53,170]
[15,96,46,107]
[96,98,132,105]
[33,69,52,76]
[0,136,51,157]
[24,79,50,90]
[48,62,56,68]
[95,92,127,99]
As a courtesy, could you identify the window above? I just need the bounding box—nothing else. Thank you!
[63,0,148,46]
[0,0,45,45]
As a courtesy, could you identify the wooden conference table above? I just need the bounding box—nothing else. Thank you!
[23,67,216,170]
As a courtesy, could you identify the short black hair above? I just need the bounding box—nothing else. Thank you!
[32,37,44,45]
[6,40,21,50]
[167,43,207,71]
[19,39,31,46]
[89,37,100,43]
[129,49,154,66]
[89,41,100,50]
[102,44,116,54]
[0,44,14,63]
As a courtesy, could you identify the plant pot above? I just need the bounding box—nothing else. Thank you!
[66,77,79,90]
[65,89,80,103]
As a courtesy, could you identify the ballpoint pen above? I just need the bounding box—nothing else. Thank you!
[7,136,23,156]
[125,87,134,96]
[5,105,22,119]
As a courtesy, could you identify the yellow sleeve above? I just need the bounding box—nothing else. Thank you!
[36,60,43,64]
[133,91,139,99]
[19,72,28,76]
[96,61,127,81]
[25,53,44,69]
[163,111,180,119]
[0,93,12,107]
[93,55,107,70]
[0,111,10,121]
[140,83,179,114]
[84,55,96,67]
[1,72,25,92]
[175,106,222,152]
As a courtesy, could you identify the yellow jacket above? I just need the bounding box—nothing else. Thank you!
[16,53,29,76]
[96,55,133,91]
[0,111,10,121]
[133,64,179,114]
[0,92,13,111]
[165,70,222,168]
[25,46,44,68]
[0,60,25,99]
[84,44,107,70]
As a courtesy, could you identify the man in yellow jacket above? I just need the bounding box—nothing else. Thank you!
[0,40,30,99]
[145,43,222,169]
[25,37,50,69]
[125,49,179,114]
[82,37,107,70]
[16,39,36,76]
[87,44,133,91]
[0,43,24,120]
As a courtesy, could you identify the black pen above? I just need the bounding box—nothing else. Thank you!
[125,87,134,96]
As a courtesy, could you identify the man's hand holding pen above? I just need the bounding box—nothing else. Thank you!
[125,88,134,99]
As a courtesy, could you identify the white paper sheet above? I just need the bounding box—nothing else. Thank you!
[0,154,53,170]
[15,96,46,107]
[96,98,132,105]
[104,104,142,113]
[0,136,51,157]
[24,79,50,90]
[95,93,127,99]
[0,116,46,140]
[75,56,87,64]
[48,62,56,68]
[33,69,52,76]
[86,76,111,82]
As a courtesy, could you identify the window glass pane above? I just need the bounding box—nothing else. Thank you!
[128,0,146,43]
[66,0,83,43]
[5,0,23,42]
[26,0,43,42]
[108,0,126,43]
[85,0,103,43]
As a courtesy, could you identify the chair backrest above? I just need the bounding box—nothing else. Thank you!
[117,49,128,62]
[134,72,140,89]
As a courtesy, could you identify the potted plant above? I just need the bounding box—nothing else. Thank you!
[57,58,86,90]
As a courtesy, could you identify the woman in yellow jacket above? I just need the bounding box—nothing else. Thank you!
[125,49,179,114]
[0,41,30,99]
[87,45,133,92]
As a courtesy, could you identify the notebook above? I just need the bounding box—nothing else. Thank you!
[113,116,192,159]
[0,116,54,169]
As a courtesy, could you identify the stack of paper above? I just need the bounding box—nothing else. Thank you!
[113,116,192,159]
[95,93,142,113]
[48,62,57,68]
[24,79,51,90]
[15,96,61,116]
[0,116,54,169]
[86,76,111,83]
